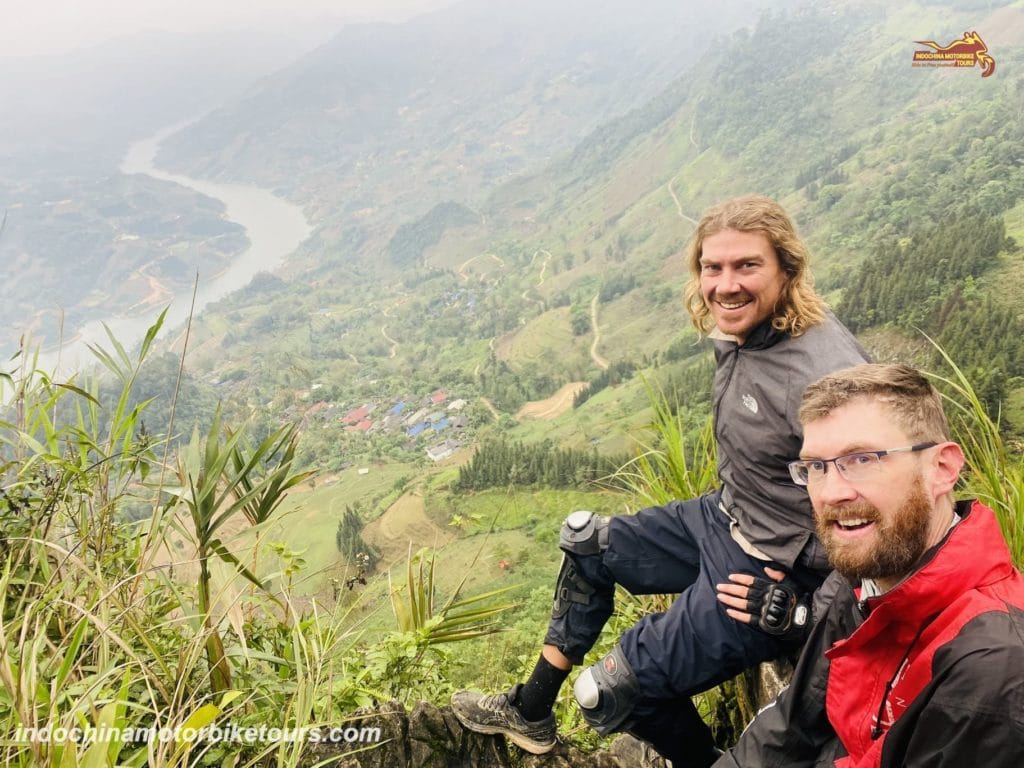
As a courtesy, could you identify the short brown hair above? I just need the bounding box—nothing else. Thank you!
[800,364,951,442]
[683,195,826,337]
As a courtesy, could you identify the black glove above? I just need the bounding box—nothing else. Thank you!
[744,576,811,639]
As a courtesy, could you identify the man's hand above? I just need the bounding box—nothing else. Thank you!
[716,567,811,638]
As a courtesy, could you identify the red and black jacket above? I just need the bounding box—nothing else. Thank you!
[715,500,1024,768]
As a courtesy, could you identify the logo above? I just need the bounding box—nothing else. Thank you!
[603,654,617,674]
[742,394,759,414]
[912,31,995,77]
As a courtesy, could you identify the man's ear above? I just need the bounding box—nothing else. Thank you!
[930,442,965,498]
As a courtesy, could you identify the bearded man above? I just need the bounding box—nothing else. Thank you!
[715,363,1024,768]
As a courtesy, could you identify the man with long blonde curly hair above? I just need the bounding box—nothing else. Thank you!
[684,194,826,339]
[454,195,867,767]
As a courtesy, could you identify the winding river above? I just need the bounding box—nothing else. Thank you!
[45,122,312,374]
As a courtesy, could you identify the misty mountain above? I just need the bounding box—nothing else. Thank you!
[0,0,775,356]
[156,0,778,221]
[0,23,341,354]
[0,25,341,160]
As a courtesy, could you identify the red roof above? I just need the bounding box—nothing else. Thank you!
[341,406,370,424]
[430,389,447,404]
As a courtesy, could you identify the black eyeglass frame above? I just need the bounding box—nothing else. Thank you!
[787,442,938,487]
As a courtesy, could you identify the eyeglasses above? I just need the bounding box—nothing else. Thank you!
[787,442,937,486]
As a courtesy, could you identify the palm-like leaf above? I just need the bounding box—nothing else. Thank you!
[164,405,313,691]
[614,378,717,506]
[389,545,517,645]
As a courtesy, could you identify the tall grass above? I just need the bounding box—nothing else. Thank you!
[611,379,717,506]
[928,343,1024,566]
[0,322,522,766]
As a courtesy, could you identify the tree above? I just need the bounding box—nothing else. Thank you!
[336,504,380,571]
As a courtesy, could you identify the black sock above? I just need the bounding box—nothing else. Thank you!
[513,653,571,721]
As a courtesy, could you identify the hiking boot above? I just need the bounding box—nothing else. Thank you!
[451,683,557,754]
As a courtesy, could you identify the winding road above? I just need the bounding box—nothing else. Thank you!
[381,325,399,358]
[458,253,505,283]
[667,178,698,226]
[521,249,552,301]
[589,293,609,370]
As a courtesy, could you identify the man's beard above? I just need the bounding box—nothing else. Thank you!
[815,475,932,583]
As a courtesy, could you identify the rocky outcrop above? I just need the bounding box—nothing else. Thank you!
[297,659,794,767]
[297,701,667,768]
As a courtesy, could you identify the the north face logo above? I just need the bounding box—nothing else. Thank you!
[742,394,758,414]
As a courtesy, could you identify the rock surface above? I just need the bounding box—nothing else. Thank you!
[296,701,667,768]
[295,660,794,767]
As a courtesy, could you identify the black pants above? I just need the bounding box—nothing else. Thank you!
[544,490,822,766]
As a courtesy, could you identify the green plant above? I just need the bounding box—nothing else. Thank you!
[369,545,518,703]
[613,379,717,506]
[164,409,314,693]
[928,341,1024,566]
[0,326,462,763]
[388,544,517,644]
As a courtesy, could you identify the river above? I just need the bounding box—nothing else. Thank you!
[42,122,313,374]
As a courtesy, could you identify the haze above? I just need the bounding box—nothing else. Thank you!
[2,0,459,57]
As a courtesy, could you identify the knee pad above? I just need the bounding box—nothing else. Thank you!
[551,512,610,618]
[573,644,640,736]
[551,556,593,619]
[559,510,610,556]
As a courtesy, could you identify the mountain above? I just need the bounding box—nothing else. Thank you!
[156,0,777,236]
[0,23,349,354]
[7,0,1024,447]
[146,0,1024,460]
[0,0,771,357]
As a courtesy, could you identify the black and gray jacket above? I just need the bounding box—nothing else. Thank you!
[713,309,869,573]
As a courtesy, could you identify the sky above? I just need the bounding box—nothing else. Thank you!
[2,0,459,57]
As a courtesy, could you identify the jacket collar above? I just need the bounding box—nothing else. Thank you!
[846,501,1014,643]
[710,319,788,352]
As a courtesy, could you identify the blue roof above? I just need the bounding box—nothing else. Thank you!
[432,418,450,432]
[389,401,407,415]
[407,422,428,437]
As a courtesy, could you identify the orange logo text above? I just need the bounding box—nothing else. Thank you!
[912,31,995,77]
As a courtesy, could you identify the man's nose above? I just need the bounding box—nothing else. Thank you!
[810,465,858,507]
[719,269,741,294]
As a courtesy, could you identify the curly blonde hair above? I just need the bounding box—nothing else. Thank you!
[682,195,826,337]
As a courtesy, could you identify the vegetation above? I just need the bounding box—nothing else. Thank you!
[930,341,1024,566]
[574,361,637,408]
[387,202,479,267]
[453,438,630,492]
[840,215,1024,417]
[163,407,313,693]
[0,328,515,766]
[335,503,380,572]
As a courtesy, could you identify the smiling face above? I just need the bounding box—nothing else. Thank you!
[698,229,787,344]
[800,397,953,591]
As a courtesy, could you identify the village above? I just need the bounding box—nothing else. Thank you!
[301,386,470,463]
